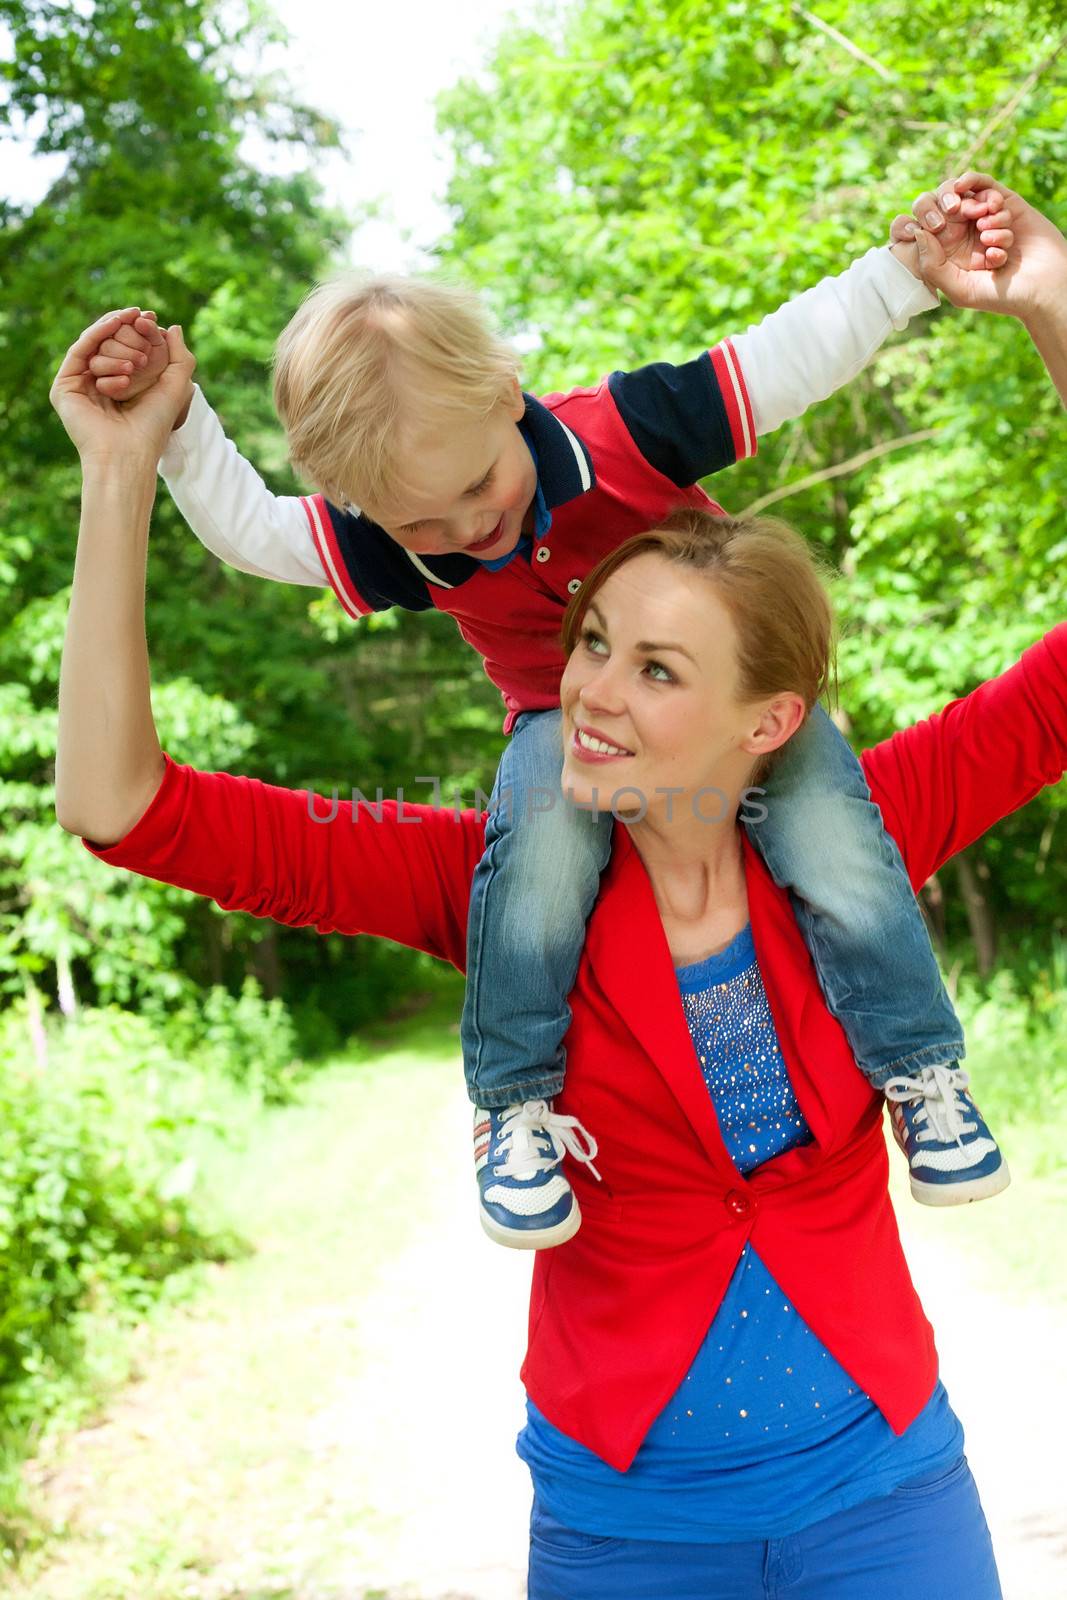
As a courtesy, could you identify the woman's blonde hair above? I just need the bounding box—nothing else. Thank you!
[273,273,521,514]
[562,507,838,778]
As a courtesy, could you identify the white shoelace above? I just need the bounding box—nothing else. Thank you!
[493,1100,602,1183]
[884,1065,977,1147]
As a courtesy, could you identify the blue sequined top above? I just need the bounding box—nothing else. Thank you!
[518,924,962,1542]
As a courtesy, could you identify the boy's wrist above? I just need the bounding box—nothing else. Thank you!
[880,240,939,318]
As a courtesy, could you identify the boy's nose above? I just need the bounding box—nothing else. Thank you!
[461,517,499,547]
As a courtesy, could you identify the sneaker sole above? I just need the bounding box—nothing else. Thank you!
[479,1199,582,1250]
[910,1160,1011,1207]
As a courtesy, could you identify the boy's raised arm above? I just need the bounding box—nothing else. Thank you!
[728,243,940,439]
[159,387,330,586]
[610,175,1018,481]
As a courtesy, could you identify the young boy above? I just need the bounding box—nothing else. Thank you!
[92,183,1013,1247]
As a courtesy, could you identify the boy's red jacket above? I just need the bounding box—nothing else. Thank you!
[89,626,1067,1470]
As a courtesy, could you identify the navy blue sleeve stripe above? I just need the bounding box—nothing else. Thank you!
[607,352,738,487]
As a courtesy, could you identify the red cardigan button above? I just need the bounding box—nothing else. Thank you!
[724,1189,752,1218]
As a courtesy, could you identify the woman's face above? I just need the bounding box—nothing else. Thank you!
[559,553,798,819]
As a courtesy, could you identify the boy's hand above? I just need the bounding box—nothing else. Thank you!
[890,174,1013,273]
[51,309,197,466]
[889,173,1067,320]
[88,308,169,397]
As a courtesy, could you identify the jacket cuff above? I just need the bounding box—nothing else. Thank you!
[83,755,179,862]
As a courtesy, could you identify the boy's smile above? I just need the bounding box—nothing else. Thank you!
[361,383,538,562]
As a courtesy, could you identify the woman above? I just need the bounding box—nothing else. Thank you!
[52,196,1066,1597]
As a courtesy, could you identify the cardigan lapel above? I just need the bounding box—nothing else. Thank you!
[739,832,840,1156]
[584,826,737,1166]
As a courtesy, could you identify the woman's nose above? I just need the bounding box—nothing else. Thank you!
[579,664,627,717]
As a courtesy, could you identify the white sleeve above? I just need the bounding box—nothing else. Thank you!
[158,386,328,587]
[731,246,939,438]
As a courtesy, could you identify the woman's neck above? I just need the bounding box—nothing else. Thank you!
[627,811,750,968]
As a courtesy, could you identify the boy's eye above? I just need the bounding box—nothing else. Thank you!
[467,469,495,497]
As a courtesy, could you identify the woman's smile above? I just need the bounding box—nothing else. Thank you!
[571,723,635,762]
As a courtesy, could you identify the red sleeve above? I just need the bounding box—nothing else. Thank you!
[85,757,484,971]
[861,624,1067,889]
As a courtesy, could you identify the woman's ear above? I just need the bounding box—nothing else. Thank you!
[742,693,807,758]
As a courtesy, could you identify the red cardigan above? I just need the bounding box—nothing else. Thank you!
[90,626,1067,1471]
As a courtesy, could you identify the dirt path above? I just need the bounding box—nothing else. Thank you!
[896,1182,1067,1600]
[10,1061,1066,1599]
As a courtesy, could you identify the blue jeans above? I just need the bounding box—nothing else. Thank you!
[462,708,611,1106]
[527,1456,1002,1599]
[460,706,963,1107]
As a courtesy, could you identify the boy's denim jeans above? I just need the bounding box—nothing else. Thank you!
[460,706,964,1109]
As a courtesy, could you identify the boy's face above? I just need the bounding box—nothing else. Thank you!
[361,384,537,562]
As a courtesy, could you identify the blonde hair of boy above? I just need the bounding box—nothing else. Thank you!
[273,274,521,517]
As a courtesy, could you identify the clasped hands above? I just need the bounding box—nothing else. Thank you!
[48,309,195,469]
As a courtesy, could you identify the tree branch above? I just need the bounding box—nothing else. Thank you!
[954,29,1067,172]
[792,4,895,81]
[738,429,939,517]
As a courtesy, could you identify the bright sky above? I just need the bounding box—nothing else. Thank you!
[265,0,550,269]
[0,0,550,269]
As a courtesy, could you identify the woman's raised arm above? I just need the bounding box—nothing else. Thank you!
[863,194,1067,880]
[52,311,196,842]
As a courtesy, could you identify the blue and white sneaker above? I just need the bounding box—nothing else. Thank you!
[473,1099,600,1250]
[884,1065,1010,1206]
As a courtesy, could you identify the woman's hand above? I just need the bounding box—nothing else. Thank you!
[50,309,196,468]
[889,174,1067,321]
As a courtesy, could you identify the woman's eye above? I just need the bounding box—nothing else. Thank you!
[582,629,607,654]
[645,660,674,683]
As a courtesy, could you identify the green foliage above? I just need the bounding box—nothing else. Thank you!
[958,940,1067,1133]
[161,975,303,1104]
[0,1003,237,1438]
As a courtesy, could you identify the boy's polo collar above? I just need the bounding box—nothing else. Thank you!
[483,394,596,573]
[518,392,596,511]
